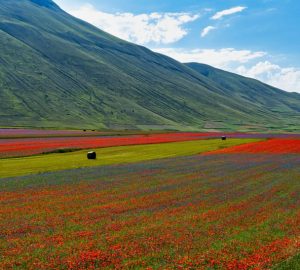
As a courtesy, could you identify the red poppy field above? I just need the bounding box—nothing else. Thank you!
[0,132,219,158]
[1,130,298,158]
[0,133,299,269]
[208,139,300,154]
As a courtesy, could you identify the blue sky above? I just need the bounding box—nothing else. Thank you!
[54,0,300,93]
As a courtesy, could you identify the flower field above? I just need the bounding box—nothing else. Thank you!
[1,131,299,158]
[0,134,299,269]
[0,139,259,178]
[208,139,300,154]
[0,152,299,269]
[0,132,220,158]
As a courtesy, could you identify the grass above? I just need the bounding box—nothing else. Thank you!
[273,254,300,269]
[42,148,80,154]
[0,138,260,178]
[0,129,175,139]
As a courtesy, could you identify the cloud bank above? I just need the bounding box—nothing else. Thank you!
[153,48,300,93]
[236,62,300,93]
[154,48,266,67]
[68,4,199,45]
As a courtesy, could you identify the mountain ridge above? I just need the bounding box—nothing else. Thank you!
[29,0,60,9]
[0,0,299,131]
[186,62,300,112]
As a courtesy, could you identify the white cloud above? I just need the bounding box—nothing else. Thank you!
[153,48,300,93]
[236,62,300,93]
[153,48,266,68]
[236,61,280,77]
[66,4,199,45]
[201,26,216,37]
[211,6,247,20]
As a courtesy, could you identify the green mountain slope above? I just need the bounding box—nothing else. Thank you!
[185,63,300,131]
[0,0,299,131]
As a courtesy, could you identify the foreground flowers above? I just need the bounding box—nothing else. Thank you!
[0,152,299,269]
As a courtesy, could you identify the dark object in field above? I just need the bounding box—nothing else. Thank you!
[222,136,227,141]
[87,151,97,160]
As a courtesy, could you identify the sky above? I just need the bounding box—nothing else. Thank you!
[54,0,300,93]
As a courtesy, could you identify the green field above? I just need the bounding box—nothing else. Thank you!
[0,138,260,178]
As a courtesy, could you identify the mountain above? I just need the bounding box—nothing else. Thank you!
[186,63,300,131]
[0,0,299,131]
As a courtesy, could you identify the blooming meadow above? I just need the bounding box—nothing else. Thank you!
[1,131,298,158]
[0,132,218,158]
[208,139,300,154]
[1,146,300,269]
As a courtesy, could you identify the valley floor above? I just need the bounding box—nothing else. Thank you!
[0,132,299,269]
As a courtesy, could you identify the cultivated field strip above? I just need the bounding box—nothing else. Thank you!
[0,139,259,178]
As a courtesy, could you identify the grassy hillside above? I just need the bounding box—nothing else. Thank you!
[186,63,300,132]
[186,63,300,114]
[0,0,299,131]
